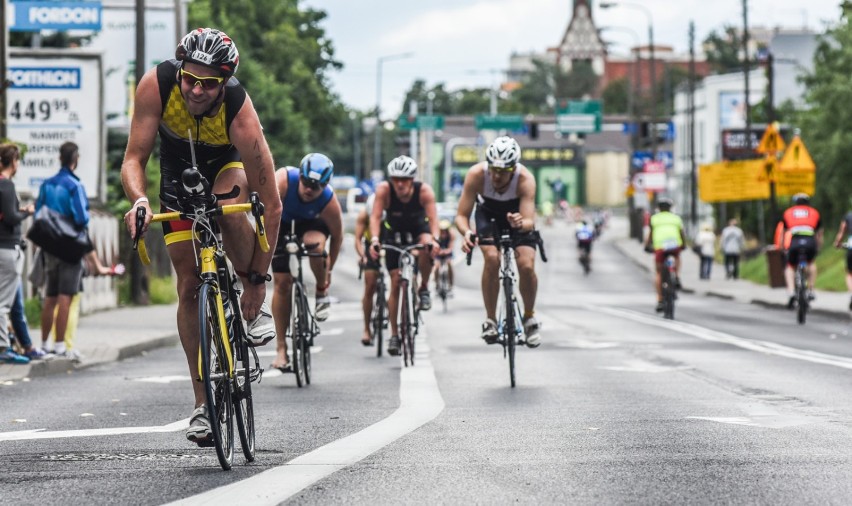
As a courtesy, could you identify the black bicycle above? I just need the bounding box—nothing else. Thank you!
[369,250,389,357]
[134,168,268,470]
[660,251,677,320]
[278,221,326,387]
[467,227,547,388]
[381,242,426,367]
[793,247,810,325]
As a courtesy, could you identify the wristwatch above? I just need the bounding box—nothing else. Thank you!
[247,270,271,285]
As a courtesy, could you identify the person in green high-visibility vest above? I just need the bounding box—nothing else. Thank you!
[644,198,687,313]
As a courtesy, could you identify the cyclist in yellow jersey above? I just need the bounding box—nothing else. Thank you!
[120,28,282,446]
[644,198,687,313]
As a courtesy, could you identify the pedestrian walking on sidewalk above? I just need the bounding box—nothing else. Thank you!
[833,208,852,311]
[0,143,33,365]
[694,224,716,280]
[721,219,745,280]
[34,142,92,360]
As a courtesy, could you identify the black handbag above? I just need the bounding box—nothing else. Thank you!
[26,206,93,263]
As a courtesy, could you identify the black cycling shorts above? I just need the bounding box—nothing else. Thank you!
[473,207,538,249]
[845,248,852,273]
[271,219,329,274]
[785,236,817,267]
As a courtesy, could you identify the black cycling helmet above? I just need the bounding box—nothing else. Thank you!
[658,197,673,210]
[176,28,240,77]
[792,193,810,205]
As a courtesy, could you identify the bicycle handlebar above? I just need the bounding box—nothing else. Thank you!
[133,193,269,265]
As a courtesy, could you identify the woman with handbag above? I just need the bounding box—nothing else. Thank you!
[0,143,34,364]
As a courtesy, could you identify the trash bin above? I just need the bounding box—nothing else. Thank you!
[765,247,786,288]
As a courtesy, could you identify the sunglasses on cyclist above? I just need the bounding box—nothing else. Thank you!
[489,164,516,173]
[179,69,225,90]
[300,176,326,191]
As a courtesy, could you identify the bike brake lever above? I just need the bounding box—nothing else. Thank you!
[133,207,146,250]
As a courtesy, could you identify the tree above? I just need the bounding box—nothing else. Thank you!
[796,13,852,226]
[703,25,743,74]
[188,0,344,165]
[602,78,629,114]
[557,60,599,100]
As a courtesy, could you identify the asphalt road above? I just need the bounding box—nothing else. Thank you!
[1,221,852,505]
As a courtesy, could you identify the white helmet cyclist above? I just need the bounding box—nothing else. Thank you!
[486,136,521,169]
[387,155,417,178]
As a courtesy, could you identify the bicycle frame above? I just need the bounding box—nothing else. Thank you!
[382,242,425,367]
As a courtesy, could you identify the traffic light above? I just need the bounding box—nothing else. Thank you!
[528,122,539,140]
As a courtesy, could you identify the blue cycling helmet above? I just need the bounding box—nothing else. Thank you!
[299,153,334,185]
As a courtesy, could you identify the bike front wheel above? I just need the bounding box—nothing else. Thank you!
[292,283,307,388]
[198,283,235,470]
[233,335,257,462]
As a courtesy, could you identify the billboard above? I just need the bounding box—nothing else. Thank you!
[6,52,104,200]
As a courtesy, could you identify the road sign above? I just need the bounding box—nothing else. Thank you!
[633,171,666,192]
[417,115,444,130]
[775,170,815,197]
[778,136,816,171]
[755,122,786,155]
[556,100,602,133]
[698,160,771,203]
[631,150,673,170]
[474,114,524,131]
[397,114,417,131]
[9,1,103,32]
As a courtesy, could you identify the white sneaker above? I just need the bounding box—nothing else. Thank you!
[315,296,331,322]
[186,405,212,445]
[523,316,541,348]
[57,349,83,363]
[247,302,275,347]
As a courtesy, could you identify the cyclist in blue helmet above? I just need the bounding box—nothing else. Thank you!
[270,153,343,373]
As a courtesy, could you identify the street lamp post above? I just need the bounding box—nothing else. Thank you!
[601,1,656,157]
[374,52,414,173]
[349,111,362,180]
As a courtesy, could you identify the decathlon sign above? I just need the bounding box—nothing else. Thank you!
[10,1,103,32]
[8,67,81,89]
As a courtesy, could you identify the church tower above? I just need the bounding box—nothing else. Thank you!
[557,0,607,75]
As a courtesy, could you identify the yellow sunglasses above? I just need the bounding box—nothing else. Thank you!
[179,69,225,90]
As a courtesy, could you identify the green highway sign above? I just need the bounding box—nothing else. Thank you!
[474,114,524,131]
[556,100,602,133]
[397,114,445,131]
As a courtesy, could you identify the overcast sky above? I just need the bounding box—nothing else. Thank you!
[302,0,842,118]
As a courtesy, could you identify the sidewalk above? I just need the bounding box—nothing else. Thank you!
[609,218,851,321]
[0,303,179,383]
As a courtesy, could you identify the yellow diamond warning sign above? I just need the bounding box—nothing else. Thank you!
[778,136,816,171]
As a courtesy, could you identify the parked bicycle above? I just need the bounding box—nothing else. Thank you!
[278,221,327,387]
[381,242,426,367]
[134,167,269,471]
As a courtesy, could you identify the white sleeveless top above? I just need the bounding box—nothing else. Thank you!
[481,166,521,201]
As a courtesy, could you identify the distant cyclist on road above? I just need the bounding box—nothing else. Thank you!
[644,198,687,313]
[121,28,282,446]
[368,156,439,356]
[833,204,852,311]
[774,193,822,308]
[455,136,541,348]
[270,154,343,372]
[575,219,596,267]
[434,219,456,295]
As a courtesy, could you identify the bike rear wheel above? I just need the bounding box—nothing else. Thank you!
[373,281,386,358]
[796,265,808,324]
[503,279,517,388]
[233,336,256,462]
[198,283,235,470]
[661,265,676,320]
[400,280,413,367]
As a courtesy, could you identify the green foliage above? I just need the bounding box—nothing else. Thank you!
[796,17,852,227]
[739,240,847,292]
[602,78,629,114]
[703,25,743,74]
[188,0,345,164]
[557,60,599,100]
[24,297,42,329]
[149,276,179,304]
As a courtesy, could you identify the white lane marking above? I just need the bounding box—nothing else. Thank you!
[321,327,345,336]
[687,413,818,429]
[0,418,189,442]
[168,333,445,506]
[555,339,619,350]
[131,375,191,384]
[591,306,852,370]
[600,360,692,373]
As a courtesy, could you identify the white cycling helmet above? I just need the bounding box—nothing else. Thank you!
[486,136,521,169]
[387,155,417,178]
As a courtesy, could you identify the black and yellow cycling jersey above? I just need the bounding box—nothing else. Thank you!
[155,59,247,243]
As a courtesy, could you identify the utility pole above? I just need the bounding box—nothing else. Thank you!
[1,0,8,140]
[689,21,697,230]
[766,51,779,225]
[742,0,765,244]
[132,0,149,305]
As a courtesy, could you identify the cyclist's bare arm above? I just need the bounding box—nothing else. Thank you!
[354,209,368,259]
[835,221,848,248]
[321,196,344,274]
[368,183,390,258]
[419,183,440,250]
[120,68,161,237]
[507,167,536,232]
[455,164,484,252]
[229,93,282,273]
